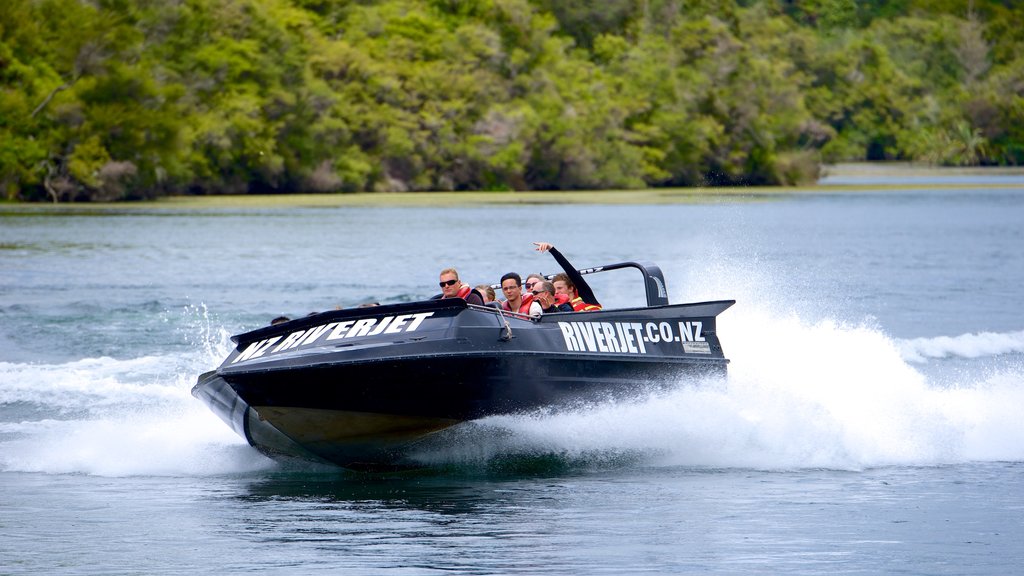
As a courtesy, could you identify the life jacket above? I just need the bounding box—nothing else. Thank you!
[570,296,602,312]
[554,293,570,307]
[501,293,535,314]
[452,284,486,305]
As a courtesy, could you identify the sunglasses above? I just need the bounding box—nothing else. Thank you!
[524,281,537,289]
[439,279,458,288]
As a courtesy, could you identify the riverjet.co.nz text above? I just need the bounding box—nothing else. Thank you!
[232,312,435,364]
[557,320,711,354]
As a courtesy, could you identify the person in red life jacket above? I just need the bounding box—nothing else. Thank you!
[552,272,601,312]
[475,284,496,304]
[533,242,602,311]
[532,281,574,313]
[499,272,538,315]
[437,267,484,305]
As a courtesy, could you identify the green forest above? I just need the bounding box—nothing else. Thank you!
[2,0,1023,201]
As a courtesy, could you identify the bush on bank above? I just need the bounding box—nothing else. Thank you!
[2,0,1022,201]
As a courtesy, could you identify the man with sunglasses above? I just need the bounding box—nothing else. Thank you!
[532,280,574,314]
[437,268,484,305]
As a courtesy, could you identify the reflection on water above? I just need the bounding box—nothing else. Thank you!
[242,474,512,515]
[240,450,616,511]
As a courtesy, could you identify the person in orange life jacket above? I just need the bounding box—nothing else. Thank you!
[533,281,574,313]
[499,272,538,315]
[533,242,602,311]
[475,284,496,303]
[552,272,601,312]
[437,267,484,305]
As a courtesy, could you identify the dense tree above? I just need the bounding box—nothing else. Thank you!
[2,0,1023,200]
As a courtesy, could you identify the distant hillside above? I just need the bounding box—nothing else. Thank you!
[2,0,1022,200]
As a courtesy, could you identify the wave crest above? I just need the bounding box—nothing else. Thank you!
[898,330,1024,362]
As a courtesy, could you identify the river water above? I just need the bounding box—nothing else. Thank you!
[2,182,1023,574]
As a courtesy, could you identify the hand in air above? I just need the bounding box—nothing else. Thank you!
[533,242,553,252]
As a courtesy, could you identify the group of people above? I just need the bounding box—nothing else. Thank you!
[436,242,602,317]
[268,243,599,326]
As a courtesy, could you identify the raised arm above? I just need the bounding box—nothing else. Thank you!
[533,242,600,306]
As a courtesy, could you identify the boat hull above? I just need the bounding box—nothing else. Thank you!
[193,298,733,469]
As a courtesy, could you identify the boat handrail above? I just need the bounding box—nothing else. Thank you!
[485,261,670,308]
[575,261,670,307]
[468,303,533,320]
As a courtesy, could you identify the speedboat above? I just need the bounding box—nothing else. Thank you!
[193,257,734,470]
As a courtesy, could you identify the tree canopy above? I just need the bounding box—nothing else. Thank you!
[2,0,1022,200]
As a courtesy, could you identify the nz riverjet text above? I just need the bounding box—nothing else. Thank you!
[232,312,435,364]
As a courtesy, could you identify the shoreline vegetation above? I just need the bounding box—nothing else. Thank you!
[3,0,1024,203]
[2,164,1022,210]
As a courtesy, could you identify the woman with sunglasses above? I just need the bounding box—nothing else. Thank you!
[522,273,545,293]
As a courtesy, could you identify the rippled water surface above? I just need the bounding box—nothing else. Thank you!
[2,183,1023,574]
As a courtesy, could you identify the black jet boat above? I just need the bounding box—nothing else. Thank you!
[193,256,734,470]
